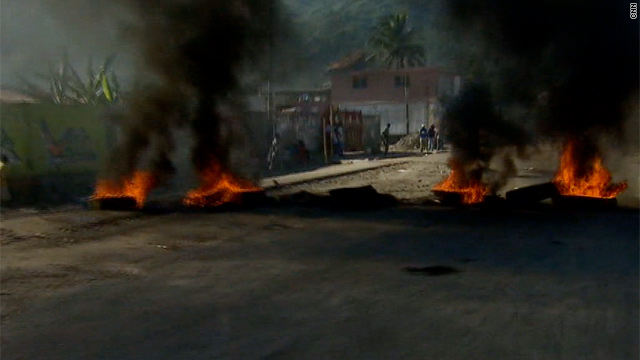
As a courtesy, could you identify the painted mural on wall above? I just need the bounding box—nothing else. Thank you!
[1,128,22,165]
[39,119,97,167]
[0,104,107,178]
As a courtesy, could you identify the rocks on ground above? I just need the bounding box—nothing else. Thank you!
[392,134,420,151]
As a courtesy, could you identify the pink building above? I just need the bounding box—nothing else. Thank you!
[330,66,461,135]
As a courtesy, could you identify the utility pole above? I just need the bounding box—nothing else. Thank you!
[267,80,272,136]
[267,2,274,138]
[404,74,409,135]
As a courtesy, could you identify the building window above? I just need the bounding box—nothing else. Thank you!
[299,93,310,102]
[394,75,410,88]
[352,76,368,89]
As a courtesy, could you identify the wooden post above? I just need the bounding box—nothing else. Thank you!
[329,106,334,161]
[322,114,328,164]
[404,74,409,135]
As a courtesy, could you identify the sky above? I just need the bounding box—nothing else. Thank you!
[0,0,136,88]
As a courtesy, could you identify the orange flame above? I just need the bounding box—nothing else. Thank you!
[183,159,261,207]
[552,140,628,198]
[92,171,156,208]
[432,164,490,204]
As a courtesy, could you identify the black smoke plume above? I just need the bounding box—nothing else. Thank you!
[444,83,529,192]
[105,0,284,184]
[445,0,639,176]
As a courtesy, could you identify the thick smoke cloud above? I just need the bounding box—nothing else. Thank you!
[447,0,638,136]
[104,0,284,183]
[441,0,638,185]
[444,83,529,191]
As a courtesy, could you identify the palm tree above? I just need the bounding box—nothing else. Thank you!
[367,13,426,134]
[367,13,426,69]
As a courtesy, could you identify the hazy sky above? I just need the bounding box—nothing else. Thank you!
[0,0,136,88]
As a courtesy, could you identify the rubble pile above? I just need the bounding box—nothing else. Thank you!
[392,135,420,151]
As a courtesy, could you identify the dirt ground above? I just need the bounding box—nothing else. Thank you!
[1,148,638,359]
[268,146,639,208]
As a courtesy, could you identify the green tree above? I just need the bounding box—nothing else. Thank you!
[367,13,426,69]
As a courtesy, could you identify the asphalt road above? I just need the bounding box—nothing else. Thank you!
[1,151,638,360]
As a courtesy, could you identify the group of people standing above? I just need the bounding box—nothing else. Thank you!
[381,123,440,155]
[419,124,438,153]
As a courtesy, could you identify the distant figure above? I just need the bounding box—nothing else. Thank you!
[419,124,428,153]
[334,122,344,157]
[267,132,282,171]
[324,122,333,158]
[435,127,442,151]
[427,124,436,152]
[381,123,391,155]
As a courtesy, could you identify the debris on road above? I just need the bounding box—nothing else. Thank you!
[277,186,397,210]
[89,197,138,211]
[403,265,461,276]
[506,182,559,206]
[327,185,397,210]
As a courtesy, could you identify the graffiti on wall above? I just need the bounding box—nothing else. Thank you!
[0,128,21,165]
[39,119,97,167]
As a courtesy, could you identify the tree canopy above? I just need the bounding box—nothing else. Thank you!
[367,13,426,68]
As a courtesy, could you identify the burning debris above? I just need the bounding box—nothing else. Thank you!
[90,0,285,209]
[552,140,628,199]
[86,0,634,213]
[432,164,490,205]
[434,0,637,206]
[91,171,155,209]
[183,159,262,208]
[431,83,528,205]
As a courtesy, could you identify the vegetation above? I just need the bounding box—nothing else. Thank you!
[19,52,120,105]
[367,13,426,68]
[276,0,460,84]
[280,1,417,80]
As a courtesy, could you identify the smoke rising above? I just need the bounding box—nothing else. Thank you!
[444,83,529,191]
[103,0,285,185]
[441,0,638,187]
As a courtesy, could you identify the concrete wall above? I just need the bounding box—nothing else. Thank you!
[338,102,443,136]
[362,115,381,154]
[273,113,323,154]
[1,104,109,176]
[1,103,108,203]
